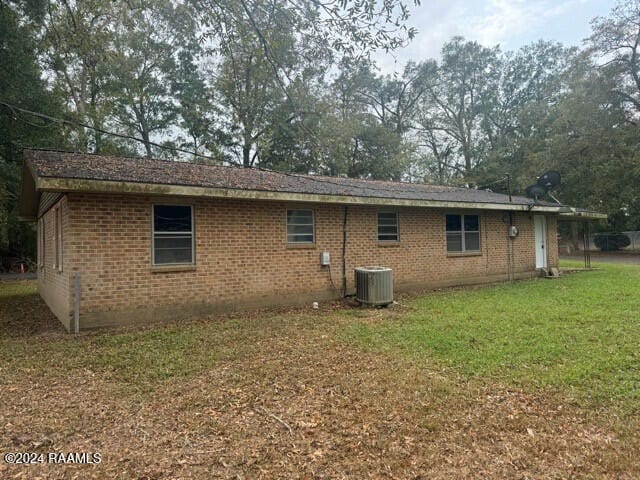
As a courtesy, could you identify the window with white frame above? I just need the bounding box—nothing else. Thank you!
[286,209,314,243]
[446,214,480,253]
[153,205,194,265]
[377,211,399,241]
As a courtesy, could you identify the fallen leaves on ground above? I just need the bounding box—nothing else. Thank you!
[0,283,638,479]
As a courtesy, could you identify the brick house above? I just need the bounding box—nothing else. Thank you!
[18,150,604,331]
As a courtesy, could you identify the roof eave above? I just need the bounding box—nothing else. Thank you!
[559,208,608,220]
[35,176,564,213]
[17,161,39,221]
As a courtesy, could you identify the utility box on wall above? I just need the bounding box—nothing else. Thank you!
[320,252,330,266]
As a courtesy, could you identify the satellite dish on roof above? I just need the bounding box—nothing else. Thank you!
[536,170,561,190]
[525,184,548,201]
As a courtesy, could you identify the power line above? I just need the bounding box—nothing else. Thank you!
[476,176,511,190]
[0,101,240,167]
[1,100,501,198]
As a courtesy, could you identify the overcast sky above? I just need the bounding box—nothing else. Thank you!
[375,0,615,73]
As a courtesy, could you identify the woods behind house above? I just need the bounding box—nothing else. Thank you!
[2,0,640,265]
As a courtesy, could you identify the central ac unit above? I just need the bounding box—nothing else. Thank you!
[355,267,393,306]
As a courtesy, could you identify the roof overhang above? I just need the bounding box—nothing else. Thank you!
[559,208,608,220]
[17,175,568,218]
[18,162,40,221]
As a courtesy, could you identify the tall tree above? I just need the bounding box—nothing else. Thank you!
[198,0,418,168]
[362,61,432,135]
[474,41,576,188]
[213,1,298,167]
[173,48,218,161]
[41,0,115,152]
[106,1,184,158]
[1,1,65,264]
[529,70,640,229]
[588,0,640,113]
[197,0,418,59]
[416,38,500,178]
[313,58,413,180]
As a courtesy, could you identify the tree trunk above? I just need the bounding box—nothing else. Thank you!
[142,132,153,158]
[462,141,472,173]
[136,101,153,158]
[242,143,251,168]
[572,221,583,252]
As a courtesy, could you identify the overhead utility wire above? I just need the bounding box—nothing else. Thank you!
[1,100,508,198]
[0,101,238,167]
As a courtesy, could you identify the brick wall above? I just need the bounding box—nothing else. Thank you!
[39,193,559,330]
[37,195,72,329]
[344,207,543,290]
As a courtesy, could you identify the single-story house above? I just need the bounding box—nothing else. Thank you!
[18,149,605,331]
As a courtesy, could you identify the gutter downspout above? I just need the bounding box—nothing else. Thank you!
[508,211,514,282]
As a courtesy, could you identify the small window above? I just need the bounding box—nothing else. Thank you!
[378,212,399,241]
[57,208,63,271]
[52,211,57,269]
[287,209,314,243]
[53,207,63,272]
[153,205,194,265]
[446,214,480,253]
[38,218,44,268]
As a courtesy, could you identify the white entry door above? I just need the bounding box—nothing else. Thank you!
[534,215,547,269]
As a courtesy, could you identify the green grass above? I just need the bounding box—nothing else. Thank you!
[345,262,640,413]
[0,280,346,397]
[1,327,229,392]
[0,281,287,392]
[2,263,639,412]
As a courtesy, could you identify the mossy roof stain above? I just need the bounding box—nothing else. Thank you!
[24,149,544,206]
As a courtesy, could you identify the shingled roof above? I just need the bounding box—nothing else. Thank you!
[20,149,593,220]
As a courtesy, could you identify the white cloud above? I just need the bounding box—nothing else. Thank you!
[467,0,574,47]
[373,0,613,74]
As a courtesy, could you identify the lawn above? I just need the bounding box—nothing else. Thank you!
[1,263,639,478]
[345,261,640,414]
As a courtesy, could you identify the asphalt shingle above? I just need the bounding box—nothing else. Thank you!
[25,149,544,206]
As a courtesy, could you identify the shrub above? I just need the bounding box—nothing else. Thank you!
[593,233,631,251]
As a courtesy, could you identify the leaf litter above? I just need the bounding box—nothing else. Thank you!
[0,282,638,479]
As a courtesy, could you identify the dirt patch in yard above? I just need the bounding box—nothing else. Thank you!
[0,281,66,338]
[1,286,638,479]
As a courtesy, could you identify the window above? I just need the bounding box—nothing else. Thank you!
[378,212,399,241]
[153,205,194,265]
[38,218,44,268]
[446,214,480,253]
[286,209,314,243]
[54,207,63,272]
